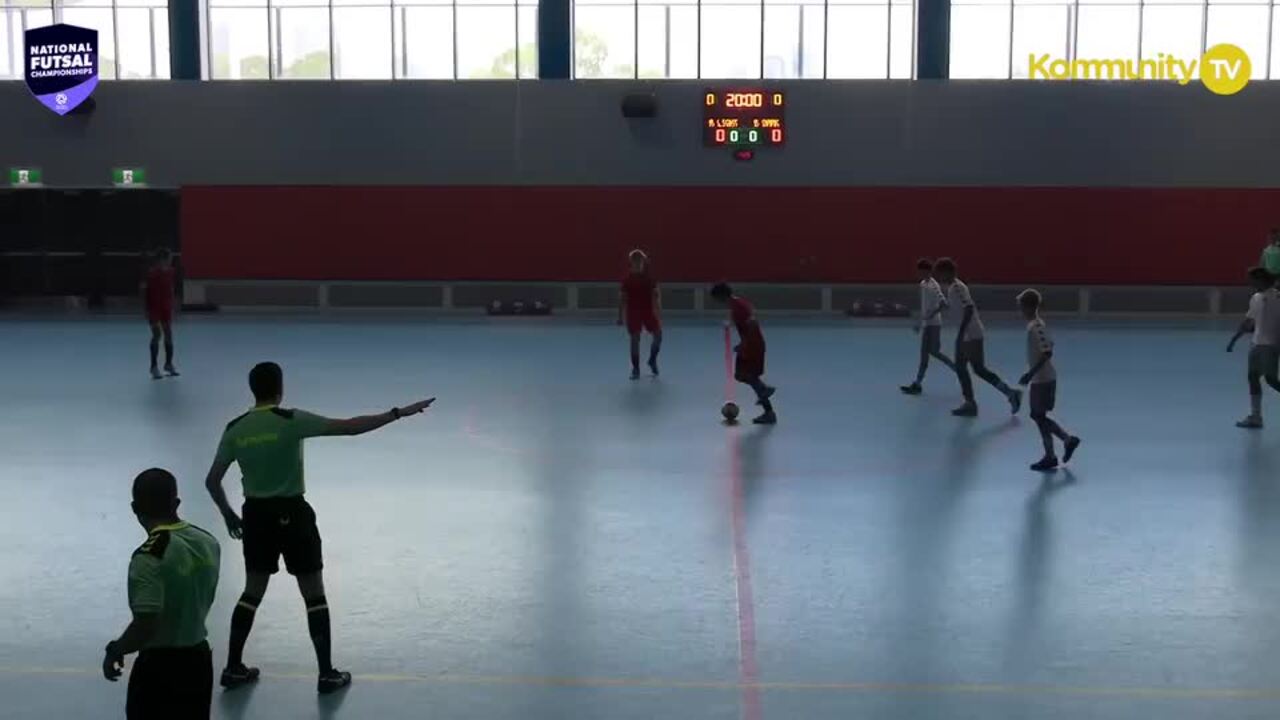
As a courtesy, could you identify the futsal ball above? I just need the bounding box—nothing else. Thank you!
[722,402,740,422]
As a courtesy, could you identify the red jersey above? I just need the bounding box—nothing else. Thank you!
[145,266,175,309]
[731,296,765,350]
[621,272,658,317]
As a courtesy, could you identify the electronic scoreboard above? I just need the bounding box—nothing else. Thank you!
[703,89,785,150]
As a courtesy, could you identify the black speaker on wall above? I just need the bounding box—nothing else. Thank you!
[621,93,658,118]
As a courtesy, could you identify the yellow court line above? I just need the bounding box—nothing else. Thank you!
[1,666,1278,701]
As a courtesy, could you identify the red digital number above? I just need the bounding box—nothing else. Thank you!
[715,128,726,144]
[771,128,783,144]
[725,92,764,109]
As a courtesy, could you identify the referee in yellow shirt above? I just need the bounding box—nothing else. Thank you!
[103,468,221,719]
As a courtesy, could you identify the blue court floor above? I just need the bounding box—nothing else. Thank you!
[3,314,1280,720]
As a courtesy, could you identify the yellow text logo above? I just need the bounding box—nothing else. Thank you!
[1028,44,1250,95]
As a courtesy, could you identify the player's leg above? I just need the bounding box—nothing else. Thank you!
[162,644,213,720]
[1240,349,1265,428]
[1034,382,1077,466]
[193,643,214,720]
[148,322,162,379]
[629,332,642,379]
[223,572,268,687]
[161,320,178,375]
[734,346,776,423]
[1030,413,1058,471]
[284,500,350,693]
[952,342,978,416]
[1262,347,1280,394]
[223,500,272,688]
[647,316,662,376]
[1028,383,1057,469]
[904,327,936,394]
[296,572,338,674]
[967,340,1022,413]
[125,649,156,719]
[298,571,351,693]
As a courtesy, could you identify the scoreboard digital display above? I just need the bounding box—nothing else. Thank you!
[703,89,785,148]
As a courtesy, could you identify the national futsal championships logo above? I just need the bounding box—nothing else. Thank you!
[1028,43,1251,96]
[23,23,99,115]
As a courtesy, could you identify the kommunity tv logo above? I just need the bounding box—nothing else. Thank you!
[1028,43,1251,95]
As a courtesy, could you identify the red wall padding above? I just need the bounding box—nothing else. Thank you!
[182,186,1280,285]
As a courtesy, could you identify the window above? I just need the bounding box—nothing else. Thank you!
[1010,0,1068,78]
[575,0,634,77]
[577,0,905,77]
[951,0,1010,77]
[1206,0,1269,74]
[637,0,696,76]
[955,0,1280,78]
[333,0,393,79]
[0,0,167,79]
[208,0,534,78]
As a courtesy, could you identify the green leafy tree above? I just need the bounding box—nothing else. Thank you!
[574,29,609,78]
[473,41,538,79]
[573,31,657,78]
[281,50,331,78]
[477,29,636,79]
[240,55,269,78]
[212,54,269,79]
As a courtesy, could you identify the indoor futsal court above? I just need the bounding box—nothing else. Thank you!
[5,0,1280,716]
[4,314,1280,719]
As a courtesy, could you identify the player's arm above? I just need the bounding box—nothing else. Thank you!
[204,448,242,538]
[617,290,627,325]
[922,290,948,323]
[1228,318,1254,352]
[956,305,974,342]
[1019,351,1052,386]
[653,285,662,314]
[104,558,163,681]
[105,612,160,669]
[309,400,435,437]
[1230,298,1259,352]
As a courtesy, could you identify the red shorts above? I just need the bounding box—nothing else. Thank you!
[147,306,172,325]
[735,347,765,381]
[627,313,661,335]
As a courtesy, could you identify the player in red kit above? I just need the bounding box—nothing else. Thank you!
[142,248,179,379]
[618,249,662,379]
[711,283,776,424]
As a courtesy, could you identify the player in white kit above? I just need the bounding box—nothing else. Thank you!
[1227,267,1280,428]
[1017,289,1080,471]
[934,259,1021,417]
[901,258,956,395]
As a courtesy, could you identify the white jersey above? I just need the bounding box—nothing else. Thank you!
[1247,289,1280,346]
[1025,317,1057,384]
[919,278,946,327]
[947,279,985,342]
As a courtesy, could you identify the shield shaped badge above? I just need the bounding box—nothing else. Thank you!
[24,24,99,116]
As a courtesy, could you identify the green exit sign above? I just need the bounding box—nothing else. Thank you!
[9,168,42,187]
[112,167,147,188]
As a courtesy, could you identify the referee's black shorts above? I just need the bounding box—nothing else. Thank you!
[126,641,213,720]
[242,496,324,576]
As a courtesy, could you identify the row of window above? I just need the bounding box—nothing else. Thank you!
[2,0,1279,80]
[954,0,1280,79]
[1,0,169,80]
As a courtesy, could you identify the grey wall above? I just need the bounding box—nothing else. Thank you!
[1,80,1279,188]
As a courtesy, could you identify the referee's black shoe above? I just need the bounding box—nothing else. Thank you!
[220,664,260,690]
[318,669,352,695]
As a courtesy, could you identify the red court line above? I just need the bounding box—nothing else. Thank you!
[729,429,763,720]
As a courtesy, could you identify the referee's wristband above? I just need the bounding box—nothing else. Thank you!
[391,407,401,420]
